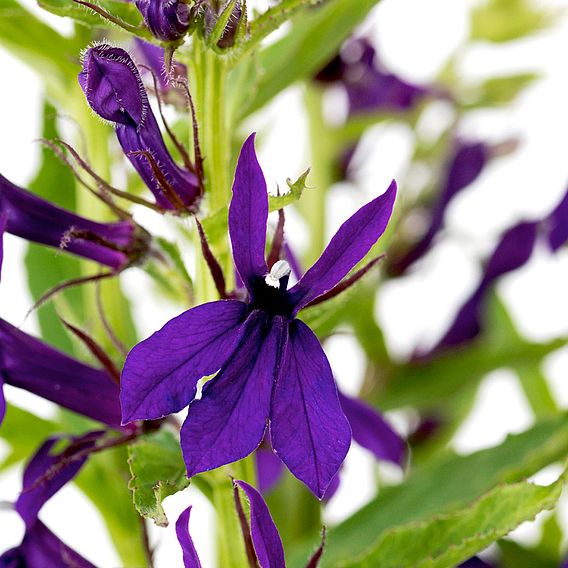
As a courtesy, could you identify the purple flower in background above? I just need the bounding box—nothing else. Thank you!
[177,480,325,568]
[121,134,397,498]
[79,44,200,212]
[135,0,191,41]
[0,521,96,568]
[0,318,121,427]
[428,185,568,355]
[390,141,490,275]
[0,174,148,271]
[316,38,433,115]
[16,432,105,528]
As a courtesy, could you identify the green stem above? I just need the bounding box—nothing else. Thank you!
[516,364,559,419]
[301,82,335,265]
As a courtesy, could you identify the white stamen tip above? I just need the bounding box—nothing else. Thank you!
[265,260,291,288]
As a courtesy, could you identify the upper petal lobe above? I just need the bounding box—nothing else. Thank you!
[289,180,396,312]
[229,134,269,292]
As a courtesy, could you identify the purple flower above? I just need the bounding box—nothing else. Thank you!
[390,141,489,275]
[16,432,105,528]
[0,521,96,568]
[0,173,147,271]
[79,44,200,212]
[317,38,432,115]
[135,0,191,41]
[121,134,397,498]
[0,317,121,427]
[429,185,568,355]
[134,38,187,94]
[176,506,202,568]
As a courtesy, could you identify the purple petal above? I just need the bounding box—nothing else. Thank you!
[182,312,287,477]
[289,181,396,313]
[234,480,286,568]
[459,557,496,568]
[546,187,568,251]
[255,445,284,494]
[16,432,104,528]
[0,210,6,278]
[270,319,351,499]
[322,471,340,501]
[339,392,405,466]
[175,506,202,568]
[8,521,95,568]
[431,221,537,353]
[0,375,5,426]
[482,221,537,284]
[136,0,190,41]
[393,142,488,273]
[0,318,121,427]
[121,300,248,422]
[229,134,269,292]
[0,173,140,270]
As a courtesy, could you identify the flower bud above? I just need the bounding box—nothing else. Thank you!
[135,0,191,42]
[80,44,201,212]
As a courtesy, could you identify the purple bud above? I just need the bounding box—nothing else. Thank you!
[80,44,201,211]
[0,173,148,270]
[135,0,191,42]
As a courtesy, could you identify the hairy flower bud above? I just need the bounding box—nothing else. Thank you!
[0,173,149,270]
[135,0,191,42]
[80,44,201,211]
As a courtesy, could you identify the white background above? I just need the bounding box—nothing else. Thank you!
[1,0,568,565]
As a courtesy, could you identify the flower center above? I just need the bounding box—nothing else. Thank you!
[250,260,293,317]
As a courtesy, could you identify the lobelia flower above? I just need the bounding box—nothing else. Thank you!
[79,44,201,212]
[121,133,397,498]
[427,185,568,355]
[0,317,121,427]
[135,0,191,42]
[0,434,100,567]
[0,173,148,271]
[316,38,434,116]
[389,141,490,275]
[0,521,96,568]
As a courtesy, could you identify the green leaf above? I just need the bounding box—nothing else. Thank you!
[38,0,151,38]
[201,169,313,245]
[236,0,382,116]
[270,168,312,210]
[25,101,83,354]
[0,0,78,99]
[470,0,558,43]
[0,405,58,471]
[498,539,558,568]
[127,430,189,526]
[75,445,148,566]
[289,413,568,566]
[464,74,540,108]
[240,0,324,55]
[342,472,565,568]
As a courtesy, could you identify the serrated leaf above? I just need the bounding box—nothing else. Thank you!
[342,472,565,568]
[201,169,313,245]
[127,430,189,526]
[470,0,558,43]
[289,413,568,567]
